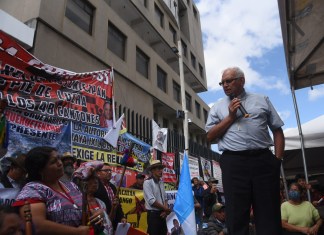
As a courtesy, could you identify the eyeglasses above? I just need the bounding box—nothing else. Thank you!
[100,169,112,172]
[219,77,241,86]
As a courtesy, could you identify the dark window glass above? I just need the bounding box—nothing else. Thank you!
[169,23,177,44]
[136,47,149,78]
[65,0,94,34]
[191,53,196,69]
[108,22,127,60]
[155,4,164,28]
[185,92,192,111]
[199,63,204,79]
[203,109,208,122]
[181,40,187,58]
[157,66,167,92]
[173,81,181,103]
[195,101,201,119]
[193,6,198,19]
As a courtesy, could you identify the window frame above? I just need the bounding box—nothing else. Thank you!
[136,47,150,78]
[65,0,95,34]
[157,66,167,93]
[108,22,127,60]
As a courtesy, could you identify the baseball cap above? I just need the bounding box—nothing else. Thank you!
[136,173,145,179]
[208,177,218,184]
[212,203,225,213]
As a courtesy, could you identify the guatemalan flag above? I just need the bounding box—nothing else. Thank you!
[174,152,197,234]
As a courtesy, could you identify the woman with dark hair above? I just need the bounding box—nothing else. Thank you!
[281,182,323,235]
[13,146,90,235]
[85,174,113,235]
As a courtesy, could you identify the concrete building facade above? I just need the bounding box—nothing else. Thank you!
[0,0,218,158]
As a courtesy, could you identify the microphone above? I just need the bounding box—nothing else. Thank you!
[230,94,250,118]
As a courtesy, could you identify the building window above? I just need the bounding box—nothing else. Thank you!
[181,40,187,58]
[173,81,181,103]
[191,53,196,69]
[157,66,167,92]
[185,92,192,111]
[65,0,94,34]
[195,101,201,119]
[193,6,198,19]
[203,108,208,122]
[199,63,204,79]
[108,22,126,60]
[141,0,148,7]
[169,23,177,44]
[155,4,164,28]
[136,47,149,78]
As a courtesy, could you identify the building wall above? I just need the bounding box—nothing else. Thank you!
[0,0,211,148]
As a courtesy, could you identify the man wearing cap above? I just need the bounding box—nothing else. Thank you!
[0,154,26,189]
[203,177,222,220]
[60,152,76,182]
[192,176,204,229]
[130,173,145,190]
[203,203,228,235]
[143,160,171,235]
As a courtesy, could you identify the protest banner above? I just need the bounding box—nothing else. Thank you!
[0,31,151,180]
[212,160,223,193]
[0,188,20,206]
[179,153,200,179]
[200,157,212,181]
[162,152,177,183]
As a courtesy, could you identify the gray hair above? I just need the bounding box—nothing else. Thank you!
[222,67,245,78]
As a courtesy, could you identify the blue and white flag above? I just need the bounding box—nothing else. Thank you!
[174,152,197,234]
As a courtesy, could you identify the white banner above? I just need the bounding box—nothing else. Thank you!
[200,157,212,181]
[152,120,168,153]
[0,188,20,206]
[212,160,223,193]
[179,153,200,179]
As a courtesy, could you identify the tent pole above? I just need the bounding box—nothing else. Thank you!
[291,85,311,201]
[280,165,289,201]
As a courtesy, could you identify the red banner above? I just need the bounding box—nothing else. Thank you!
[162,152,177,183]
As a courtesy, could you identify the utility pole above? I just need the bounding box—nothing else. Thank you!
[177,39,189,155]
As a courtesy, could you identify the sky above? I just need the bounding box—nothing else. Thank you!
[194,0,324,152]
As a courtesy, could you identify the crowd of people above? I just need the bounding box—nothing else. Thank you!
[0,146,324,235]
[0,146,129,235]
[0,66,324,235]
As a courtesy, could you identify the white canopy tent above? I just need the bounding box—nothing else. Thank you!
[285,115,324,150]
[278,0,324,200]
[283,115,324,177]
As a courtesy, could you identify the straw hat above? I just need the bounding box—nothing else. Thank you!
[148,160,165,171]
[61,152,76,162]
